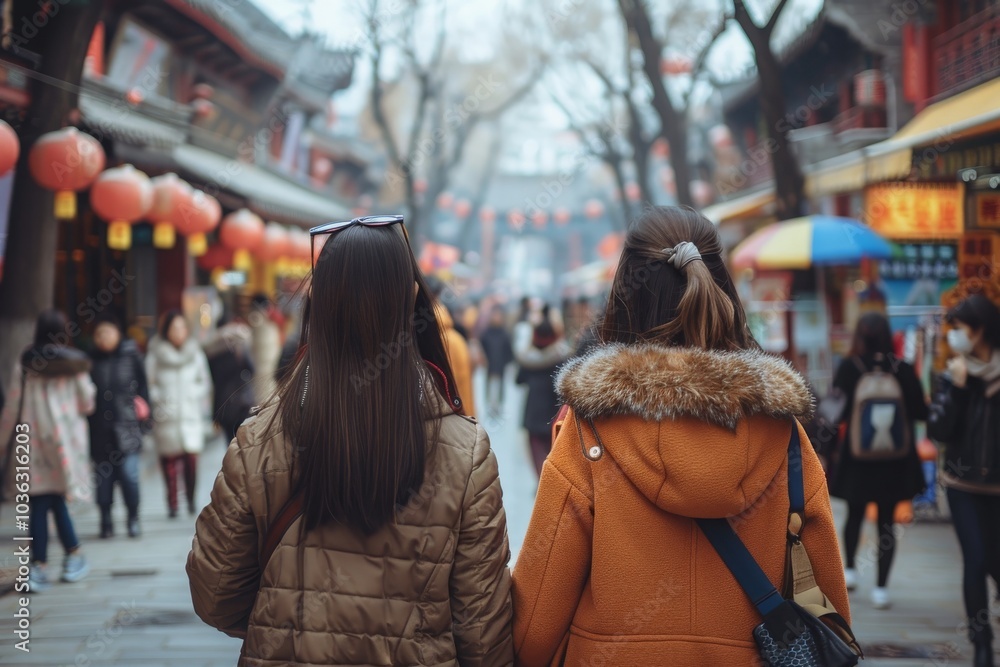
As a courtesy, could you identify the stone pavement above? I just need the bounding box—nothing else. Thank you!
[0,368,994,665]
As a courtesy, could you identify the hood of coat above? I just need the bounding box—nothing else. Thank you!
[557,344,814,518]
[203,322,252,358]
[20,345,91,377]
[148,335,204,369]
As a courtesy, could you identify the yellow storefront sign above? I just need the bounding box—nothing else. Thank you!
[865,183,964,240]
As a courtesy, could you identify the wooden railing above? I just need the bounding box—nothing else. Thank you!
[933,5,1000,98]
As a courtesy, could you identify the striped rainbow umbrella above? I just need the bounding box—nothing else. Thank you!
[730,215,895,271]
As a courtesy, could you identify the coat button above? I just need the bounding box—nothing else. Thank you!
[104,410,113,420]
[104,390,113,401]
[589,446,601,458]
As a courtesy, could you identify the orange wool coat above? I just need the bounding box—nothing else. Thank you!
[512,344,851,666]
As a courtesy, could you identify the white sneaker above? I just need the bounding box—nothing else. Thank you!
[61,552,89,583]
[871,586,891,609]
[28,564,52,592]
[844,568,858,591]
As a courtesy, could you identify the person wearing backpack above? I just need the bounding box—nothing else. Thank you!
[830,312,928,611]
[511,207,852,666]
[929,295,1000,667]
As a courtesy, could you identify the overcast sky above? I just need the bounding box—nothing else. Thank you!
[250,0,824,119]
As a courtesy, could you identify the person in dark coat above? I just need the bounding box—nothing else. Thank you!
[516,306,572,476]
[929,295,1000,666]
[831,313,928,610]
[88,314,149,539]
[203,316,255,442]
[479,306,513,418]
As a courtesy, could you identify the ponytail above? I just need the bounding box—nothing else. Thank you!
[654,258,737,349]
[600,206,756,352]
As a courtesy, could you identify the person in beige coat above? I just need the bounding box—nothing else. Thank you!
[187,218,512,666]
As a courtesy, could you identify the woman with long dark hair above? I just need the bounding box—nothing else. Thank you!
[0,310,95,589]
[930,295,1000,667]
[187,217,512,666]
[830,312,928,611]
[511,207,850,666]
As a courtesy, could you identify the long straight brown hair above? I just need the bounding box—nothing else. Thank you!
[272,223,460,533]
[600,206,757,351]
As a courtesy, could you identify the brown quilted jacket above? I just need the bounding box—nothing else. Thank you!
[186,387,513,666]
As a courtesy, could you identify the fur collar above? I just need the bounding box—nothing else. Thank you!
[556,344,814,430]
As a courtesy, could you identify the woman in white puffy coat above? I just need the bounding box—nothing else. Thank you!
[146,310,211,518]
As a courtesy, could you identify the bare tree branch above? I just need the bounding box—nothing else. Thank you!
[765,0,792,36]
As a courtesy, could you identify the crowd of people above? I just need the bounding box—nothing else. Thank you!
[0,206,999,665]
[0,293,294,590]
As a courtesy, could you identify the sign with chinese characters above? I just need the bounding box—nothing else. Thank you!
[879,243,959,281]
[959,232,999,283]
[865,183,964,239]
[977,194,1000,228]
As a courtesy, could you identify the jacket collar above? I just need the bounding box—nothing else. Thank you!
[21,345,91,377]
[557,343,813,430]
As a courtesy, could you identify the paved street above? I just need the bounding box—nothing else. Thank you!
[0,369,995,665]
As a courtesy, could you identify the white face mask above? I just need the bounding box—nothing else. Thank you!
[947,328,974,355]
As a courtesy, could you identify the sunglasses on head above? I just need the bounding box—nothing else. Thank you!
[309,215,407,267]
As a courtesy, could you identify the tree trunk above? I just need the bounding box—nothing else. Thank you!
[0,0,104,395]
[755,46,805,220]
[618,0,694,209]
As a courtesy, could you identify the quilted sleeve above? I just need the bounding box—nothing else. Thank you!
[186,427,260,638]
[450,424,514,667]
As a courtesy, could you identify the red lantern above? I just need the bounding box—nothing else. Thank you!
[660,57,691,75]
[652,139,670,159]
[453,199,471,218]
[125,88,144,106]
[531,210,548,229]
[508,209,526,230]
[554,207,571,225]
[219,208,265,270]
[479,205,496,224]
[690,180,714,207]
[90,165,153,250]
[584,199,604,219]
[191,83,215,100]
[178,190,221,256]
[148,173,193,249]
[192,98,218,122]
[358,193,374,209]
[708,125,734,150]
[0,119,20,176]
[312,156,333,184]
[413,178,427,194]
[197,243,234,272]
[29,127,106,219]
[437,192,454,209]
[625,182,641,201]
[290,228,312,261]
[255,222,291,262]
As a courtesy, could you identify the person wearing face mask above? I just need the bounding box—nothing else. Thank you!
[930,294,1000,667]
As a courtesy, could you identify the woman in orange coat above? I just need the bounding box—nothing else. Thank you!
[511,206,850,666]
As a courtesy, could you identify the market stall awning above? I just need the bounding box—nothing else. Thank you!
[172,144,350,227]
[700,189,775,224]
[806,77,1000,197]
[730,215,895,270]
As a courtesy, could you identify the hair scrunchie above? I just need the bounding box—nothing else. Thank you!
[662,241,702,270]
